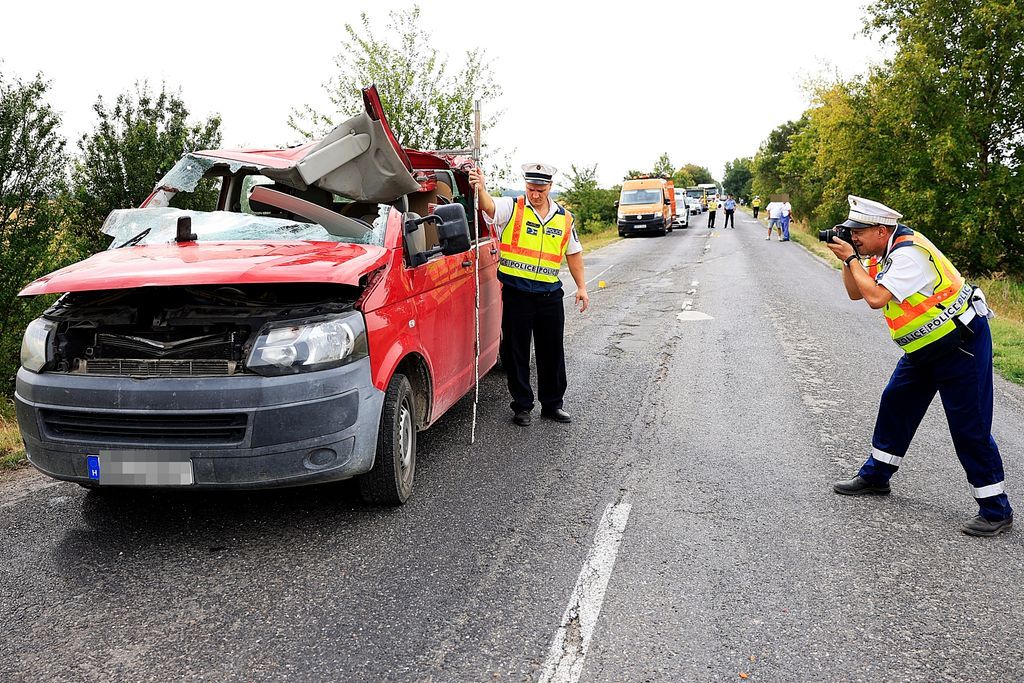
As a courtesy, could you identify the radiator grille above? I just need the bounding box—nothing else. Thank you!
[41,409,248,445]
[77,359,239,377]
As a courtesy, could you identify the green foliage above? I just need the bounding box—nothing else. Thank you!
[625,153,694,183]
[722,157,754,199]
[72,82,222,252]
[672,167,695,188]
[558,164,618,234]
[750,0,1024,278]
[652,152,674,178]
[680,163,715,185]
[289,5,502,158]
[0,71,73,393]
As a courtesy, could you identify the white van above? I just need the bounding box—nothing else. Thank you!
[672,189,690,228]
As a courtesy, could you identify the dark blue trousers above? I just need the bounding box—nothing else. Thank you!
[859,316,1012,521]
[500,285,567,413]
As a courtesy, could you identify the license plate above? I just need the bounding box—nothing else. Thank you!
[89,451,194,486]
[635,224,645,229]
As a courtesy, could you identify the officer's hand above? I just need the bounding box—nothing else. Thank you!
[468,167,485,192]
[827,236,855,261]
[575,286,589,313]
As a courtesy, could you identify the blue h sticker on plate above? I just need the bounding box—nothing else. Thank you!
[87,455,100,480]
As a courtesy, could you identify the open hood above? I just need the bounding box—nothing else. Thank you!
[19,242,390,296]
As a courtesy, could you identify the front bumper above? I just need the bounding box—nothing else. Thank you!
[617,216,667,233]
[14,358,385,489]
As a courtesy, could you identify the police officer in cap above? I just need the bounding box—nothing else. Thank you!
[469,163,588,426]
[826,195,1013,536]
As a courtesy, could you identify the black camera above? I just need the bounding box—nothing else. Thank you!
[817,225,853,244]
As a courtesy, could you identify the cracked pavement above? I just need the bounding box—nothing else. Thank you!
[2,211,1023,682]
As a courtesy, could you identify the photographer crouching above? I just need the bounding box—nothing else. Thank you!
[824,195,1013,537]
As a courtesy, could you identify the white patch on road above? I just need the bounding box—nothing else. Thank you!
[690,280,699,287]
[538,497,632,683]
[677,311,714,321]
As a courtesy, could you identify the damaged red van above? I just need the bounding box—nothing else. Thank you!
[14,86,501,504]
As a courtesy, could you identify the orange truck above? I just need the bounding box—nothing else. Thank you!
[616,176,676,237]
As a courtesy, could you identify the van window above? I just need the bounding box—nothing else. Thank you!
[620,189,664,204]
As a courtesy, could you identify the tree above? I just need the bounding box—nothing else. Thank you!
[0,71,71,392]
[71,82,222,251]
[864,0,1024,274]
[559,164,618,234]
[722,157,754,199]
[672,167,696,188]
[652,152,674,178]
[680,163,715,186]
[289,5,502,156]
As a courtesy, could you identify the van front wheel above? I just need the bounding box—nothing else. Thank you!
[359,373,416,505]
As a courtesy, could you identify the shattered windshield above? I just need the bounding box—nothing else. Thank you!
[102,207,390,248]
[122,155,392,247]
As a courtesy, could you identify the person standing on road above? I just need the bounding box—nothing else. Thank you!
[780,199,794,241]
[469,163,590,427]
[752,195,761,219]
[723,195,737,229]
[826,195,1013,537]
[707,195,718,228]
[765,199,783,240]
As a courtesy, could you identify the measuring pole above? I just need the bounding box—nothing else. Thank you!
[471,100,482,445]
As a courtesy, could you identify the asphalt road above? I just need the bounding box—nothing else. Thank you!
[3,210,1023,682]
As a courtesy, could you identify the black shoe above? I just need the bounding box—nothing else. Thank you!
[833,476,891,496]
[541,408,572,423]
[960,514,1013,537]
[512,410,531,427]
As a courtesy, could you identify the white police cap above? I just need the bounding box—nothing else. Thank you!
[522,162,557,185]
[840,194,903,228]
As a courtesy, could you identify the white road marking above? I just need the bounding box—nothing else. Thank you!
[563,264,616,300]
[538,497,632,683]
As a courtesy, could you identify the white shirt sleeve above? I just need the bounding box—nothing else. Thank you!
[485,197,515,234]
[876,246,938,303]
[565,217,582,256]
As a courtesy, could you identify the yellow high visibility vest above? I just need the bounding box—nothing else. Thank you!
[708,200,718,211]
[866,227,972,353]
[753,198,761,207]
[498,197,573,283]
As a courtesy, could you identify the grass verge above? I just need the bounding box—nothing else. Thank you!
[577,222,621,252]
[748,209,1024,386]
[1,400,27,471]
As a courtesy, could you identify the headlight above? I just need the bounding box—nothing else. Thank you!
[246,312,368,376]
[21,318,55,373]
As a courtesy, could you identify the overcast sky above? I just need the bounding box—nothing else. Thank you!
[3,0,887,189]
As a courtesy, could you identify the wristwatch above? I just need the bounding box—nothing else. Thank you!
[844,254,858,267]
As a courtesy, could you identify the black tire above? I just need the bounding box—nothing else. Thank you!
[656,228,667,237]
[618,230,625,237]
[359,373,416,505]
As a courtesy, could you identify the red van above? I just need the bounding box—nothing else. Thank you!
[14,86,501,504]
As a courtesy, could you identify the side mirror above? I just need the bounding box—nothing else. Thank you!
[435,202,472,255]
[404,203,472,266]
[613,200,619,208]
